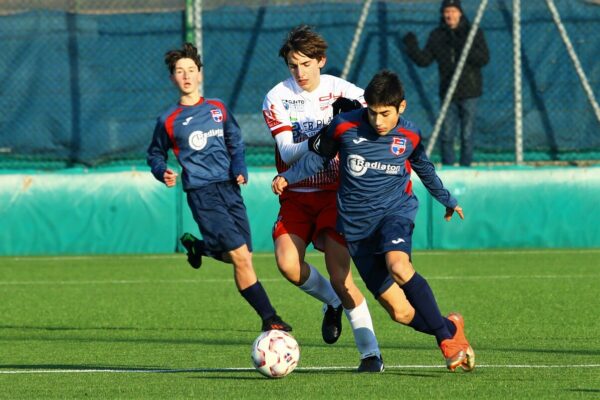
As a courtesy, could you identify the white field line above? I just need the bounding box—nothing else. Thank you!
[0,364,599,374]
[1,273,600,286]
[0,274,599,286]
[3,248,600,262]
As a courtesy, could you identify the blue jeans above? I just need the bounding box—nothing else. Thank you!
[441,97,478,166]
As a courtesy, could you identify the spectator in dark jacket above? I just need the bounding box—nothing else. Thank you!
[403,0,489,166]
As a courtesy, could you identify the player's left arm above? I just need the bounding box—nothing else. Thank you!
[409,141,464,221]
[223,106,248,184]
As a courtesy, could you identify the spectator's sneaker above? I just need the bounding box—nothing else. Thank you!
[447,312,476,372]
[179,232,203,269]
[357,355,384,373]
[261,315,293,332]
[322,304,343,344]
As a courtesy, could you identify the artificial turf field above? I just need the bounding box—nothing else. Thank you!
[1,249,599,399]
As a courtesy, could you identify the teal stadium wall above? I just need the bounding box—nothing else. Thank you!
[1,166,599,256]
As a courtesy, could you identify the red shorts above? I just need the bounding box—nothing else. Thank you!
[272,190,346,251]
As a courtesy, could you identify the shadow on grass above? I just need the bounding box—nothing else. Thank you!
[0,364,256,374]
[0,324,254,333]
[480,346,600,357]
[186,367,445,379]
[294,369,445,378]
[0,326,392,350]
[0,335,255,347]
[0,364,448,379]
[565,389,600,394]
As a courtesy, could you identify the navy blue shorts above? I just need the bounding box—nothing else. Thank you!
[186,181,252,256]
[346,215,414,298]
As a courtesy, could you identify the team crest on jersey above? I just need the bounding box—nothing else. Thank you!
[390,137,406,156]
[210,109,223,122]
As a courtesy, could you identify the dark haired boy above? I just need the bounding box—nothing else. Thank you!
[148,43,291,332]
[273,70,475,372]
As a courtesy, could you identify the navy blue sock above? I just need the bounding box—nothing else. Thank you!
[408,310,431,333]
[239,281,276,321]
[401,273,452,345]
[409,311,457,339]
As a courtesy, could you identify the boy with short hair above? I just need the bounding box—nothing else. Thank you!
[147,43,291,332]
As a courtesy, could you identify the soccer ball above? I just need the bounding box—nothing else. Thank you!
[251,329,300,378]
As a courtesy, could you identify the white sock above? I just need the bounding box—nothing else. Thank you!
[298,264,341,307]
[345,299,381,359]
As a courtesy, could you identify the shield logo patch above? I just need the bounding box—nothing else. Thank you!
[391,137,406,156]
[211,109,223,123]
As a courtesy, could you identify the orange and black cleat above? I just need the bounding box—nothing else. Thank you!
[447,312,475,372]
[261,314,293,332]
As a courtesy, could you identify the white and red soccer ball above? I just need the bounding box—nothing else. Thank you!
[251,330,300,378]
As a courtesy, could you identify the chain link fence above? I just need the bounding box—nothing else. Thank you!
[0,0,598,168]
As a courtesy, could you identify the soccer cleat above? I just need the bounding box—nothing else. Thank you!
[261,315,293,332]
[179,232,203,269]
[321,304,343,344]
[447,312,476,372]
[462,345,476,372]
[439,339,466,372]
[357,355,385,373]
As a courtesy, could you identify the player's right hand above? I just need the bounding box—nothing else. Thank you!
[271,176,288,195]
[444,205,464,221]
[163,168,178,187]
[402,32,418,48]
[307,126,339,158]
[332,97,362,115]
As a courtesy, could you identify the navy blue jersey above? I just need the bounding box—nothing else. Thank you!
[281,109,457,241]
[147,98,247,191]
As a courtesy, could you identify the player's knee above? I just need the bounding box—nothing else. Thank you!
[389,261,413,285]
[228,246,252,268]
[274,251,304,285]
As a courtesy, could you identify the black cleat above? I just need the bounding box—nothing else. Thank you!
[180,232,203,269]
[357,355,385,373]
[261,315,293,332]
[322,304,343,344]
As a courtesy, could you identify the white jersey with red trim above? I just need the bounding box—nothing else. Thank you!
[262,74,364,191]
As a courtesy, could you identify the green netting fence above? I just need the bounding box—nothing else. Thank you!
[0,0,599,169]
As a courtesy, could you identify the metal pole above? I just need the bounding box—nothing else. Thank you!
[185,0,195,43]
[341,0,373,80]
[195,0,204,96]
[513,0,523,164]
[426,0,489,158]
[546,0,600,124]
